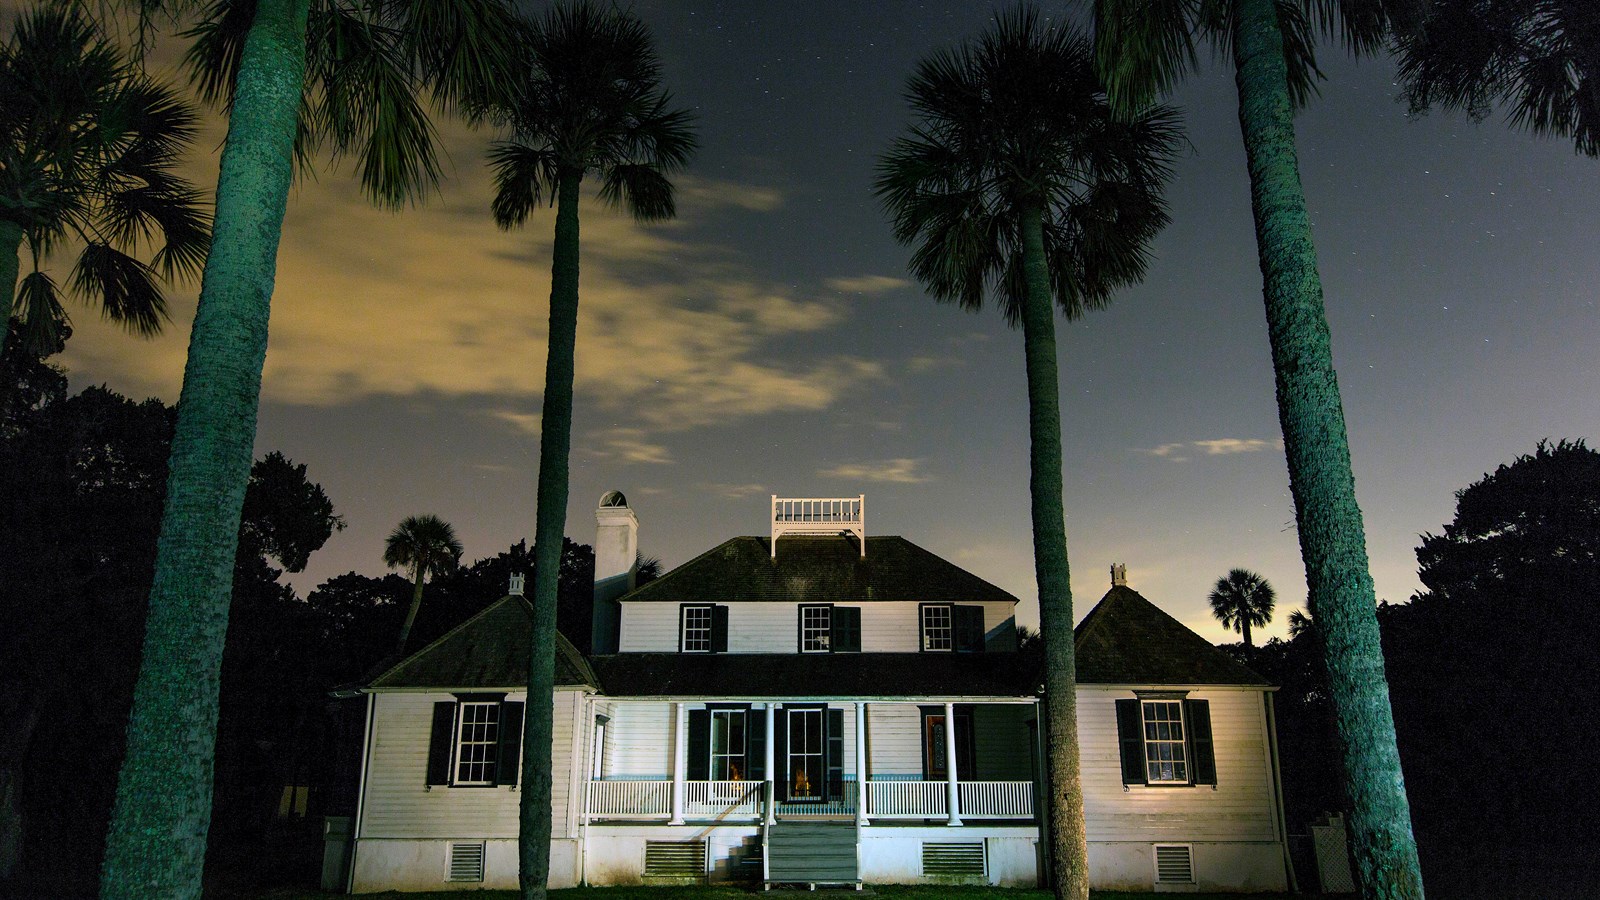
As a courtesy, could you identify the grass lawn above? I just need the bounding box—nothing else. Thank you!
[239,886,1338,900]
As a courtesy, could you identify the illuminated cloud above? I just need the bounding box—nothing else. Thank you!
[705,482,768,499]
[826,274,912,294]
[1136,438,1282,463]
[594,428,674,465]
[57,121,880,437]
[817,458,932,484]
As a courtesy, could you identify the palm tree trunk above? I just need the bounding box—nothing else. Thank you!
[1230,1,1424,897]
[99,1,311,896]
[0,219,24,369]
[397,567,427,653]
[1019,202,1087,900]
[520,167,582,900]
[1242,616,1253,649]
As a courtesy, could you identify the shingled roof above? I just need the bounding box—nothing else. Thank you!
[1074,585,1269,686]
[621,535,1020,604]
[367,595,598,690]
[589,652,1035,699]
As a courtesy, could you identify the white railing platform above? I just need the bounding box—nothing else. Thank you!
[771,495,865,557]
[586,779,1032,821]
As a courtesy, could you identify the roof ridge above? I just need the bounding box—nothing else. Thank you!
[622,535,759,601]
[368,594,522,687]
[893,535,1021,602]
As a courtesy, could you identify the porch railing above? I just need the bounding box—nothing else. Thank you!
[585,779,1032,821]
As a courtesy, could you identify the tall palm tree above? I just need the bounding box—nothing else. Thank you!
[875,9,1180,897]
[0,5,210,367]
[384,513,464,653]
[478,4,694,896]
[1395,0,1599,158]
[1094,1,1427,895]
[99,2,518,897]
[1208,568,1276,648]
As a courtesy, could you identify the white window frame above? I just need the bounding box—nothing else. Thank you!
[786,707,825,801]
[1141,699,1188,784]
[681,604,713,653]
[800,604,832,652]
[709,709,748,795]
[921,604,953,651]
[591,717,607,779]
[454,701,500,786]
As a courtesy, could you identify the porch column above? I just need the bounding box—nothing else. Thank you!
[944,701,962,826]
[670,701,686,825]
[854,701,869,826]
[764,702,777,825]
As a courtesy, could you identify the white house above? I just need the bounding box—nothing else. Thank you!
[339,493,1290,893]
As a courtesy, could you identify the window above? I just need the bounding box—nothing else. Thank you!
[921,604,953,651]
[710,709,747,781]
[455,701,501,785]
[1141,700,1188,783]
[591,716,608,779]
[800,605,831,652]
[681,604,713,652]
[786,707,825,800]
[1115,697,1215,787]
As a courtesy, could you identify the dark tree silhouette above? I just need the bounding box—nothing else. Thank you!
[384,514,464,653]
[1208,568,1277,648]
[1396,1,1600,157]
[875,9,1181,896]
[0,5,210,365]
[479,4,695,895]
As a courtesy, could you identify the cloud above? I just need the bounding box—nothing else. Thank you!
[56,121,877,439]
[486,409,541,435]
[594,428,674,465]
[907,354,964,374]
[1136,438,1282,462]
[817,458,932,484]
[705,482,767,499]
[826,274,911,295]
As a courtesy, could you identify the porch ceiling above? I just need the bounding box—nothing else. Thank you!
[588,651,1036,698]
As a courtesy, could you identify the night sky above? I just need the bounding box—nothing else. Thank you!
[38,2,1600,641]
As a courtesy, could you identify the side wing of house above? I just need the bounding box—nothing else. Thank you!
[1071,583,1290,893]
[346,595,601,891]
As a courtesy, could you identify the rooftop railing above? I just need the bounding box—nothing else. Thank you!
[771,495,865,557]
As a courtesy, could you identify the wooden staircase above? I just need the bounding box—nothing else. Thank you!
[764,821,860,889]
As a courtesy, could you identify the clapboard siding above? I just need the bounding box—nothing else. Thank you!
[865,704,923,778]
[618,601,1017,653]
[361,690,585,838]
[1079,687,1277,842]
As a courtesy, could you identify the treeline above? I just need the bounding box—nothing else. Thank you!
[1237,440,1599,900]
[0,342,594,896]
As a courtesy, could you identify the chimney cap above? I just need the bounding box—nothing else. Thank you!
[509,572,526,596]
[599,490,629,508]
[1111,563,1127,587]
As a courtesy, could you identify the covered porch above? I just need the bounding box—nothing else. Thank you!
[583,698,1040,826]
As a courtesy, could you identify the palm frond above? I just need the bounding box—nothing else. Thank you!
[487,142,559,229]
[1094,0,1201,116]
[16,270,68,357]
[71,243,168,336]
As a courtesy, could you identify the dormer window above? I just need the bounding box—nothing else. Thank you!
[679,604,728,653]
[800,605,831,652]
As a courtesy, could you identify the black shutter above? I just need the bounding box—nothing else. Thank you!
[747,708,767,781]
[687,709,711,781]
[773,708,789,800]
[953,605,985,652]
[826,708,845,800]
[711,605,729,653]
[1115,699,1147,786]
[427,701,457,786]
[1185,699,1216,786]
[831,606,861,652]
[495,701,524,786]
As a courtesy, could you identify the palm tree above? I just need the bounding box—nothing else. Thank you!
[1094,1,1427,895]
[99,2,518,897]
[1395,0,1599,157]
[875,9,1181,898]
[479,4,694,896]
[1208,568,1276,648]
[0,5,210,367]
[384,514,464,653]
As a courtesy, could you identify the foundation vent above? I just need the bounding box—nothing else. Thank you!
[1154,843,1194,884]
[922,841,986,876]
[644,840,707,877]
[447,841,485,882]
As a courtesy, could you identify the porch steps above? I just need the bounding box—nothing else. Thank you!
[765,822,859,887]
